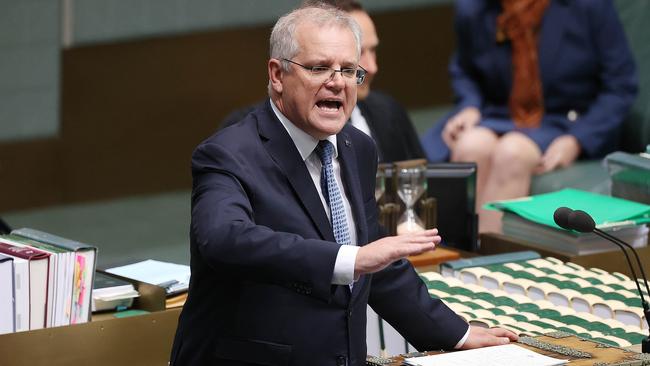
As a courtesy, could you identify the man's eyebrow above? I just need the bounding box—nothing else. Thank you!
[304,59,358,68]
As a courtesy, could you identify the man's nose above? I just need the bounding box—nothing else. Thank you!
[325,70,346,88]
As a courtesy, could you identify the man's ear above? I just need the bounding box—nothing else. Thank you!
[268,58,284,94]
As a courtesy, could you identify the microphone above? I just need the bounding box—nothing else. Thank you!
[553,207,573,230]
[554,207,650,353]
[567,210,597,233]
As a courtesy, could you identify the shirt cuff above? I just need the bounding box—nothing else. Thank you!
[454,325,471,349]
[331,245,360,285]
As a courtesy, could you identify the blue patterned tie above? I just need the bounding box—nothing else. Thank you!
[316,140,352,245]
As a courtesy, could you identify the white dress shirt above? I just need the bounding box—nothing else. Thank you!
[349,105,372,137]
[270,101,359,286]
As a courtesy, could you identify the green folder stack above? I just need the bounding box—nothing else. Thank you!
[486,188,650,228]
[485,189,650,255]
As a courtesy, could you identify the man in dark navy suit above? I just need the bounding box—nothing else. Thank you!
[170,4,516,366]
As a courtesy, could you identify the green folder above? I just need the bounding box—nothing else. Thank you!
[485,188,650,228]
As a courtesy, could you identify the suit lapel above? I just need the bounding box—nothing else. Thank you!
[257,102,335,242]
[538,0,568,89]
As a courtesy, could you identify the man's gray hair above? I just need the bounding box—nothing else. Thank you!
[270,5,362,72]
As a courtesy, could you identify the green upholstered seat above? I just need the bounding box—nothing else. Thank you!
[461,301,485,310]
[531,161,610,195]
[485,308,506,316]
[614,1,650,154]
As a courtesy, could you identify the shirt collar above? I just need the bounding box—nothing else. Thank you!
[270,98,338,161]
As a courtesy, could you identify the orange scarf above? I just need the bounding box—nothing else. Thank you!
[497,0,550,128]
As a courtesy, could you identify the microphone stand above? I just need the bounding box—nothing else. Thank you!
[593,228,650,353]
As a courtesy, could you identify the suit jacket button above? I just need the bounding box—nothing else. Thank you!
[336,355,347,366]
[567,110,579,122]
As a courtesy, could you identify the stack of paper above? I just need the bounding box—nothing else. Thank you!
[106,259,190,295]
[487,189,650,255]
[502,213,648,255]
[404,344,567,366]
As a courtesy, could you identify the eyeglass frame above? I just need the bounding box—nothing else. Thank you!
[281,58,366,85]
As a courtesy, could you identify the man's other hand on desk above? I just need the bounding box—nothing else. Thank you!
[354,229,440,276]
[460,326,519,349]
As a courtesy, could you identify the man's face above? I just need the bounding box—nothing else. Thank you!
[350,10,378,101]
[270,22,358,140]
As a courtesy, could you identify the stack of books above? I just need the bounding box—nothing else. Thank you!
[502,212,648,255]
[487,189,650,255]
[105,259,190,309]
[92,272,139,312]
[0,228,97,334]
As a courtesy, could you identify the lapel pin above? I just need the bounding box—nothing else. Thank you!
[345,139,351,147]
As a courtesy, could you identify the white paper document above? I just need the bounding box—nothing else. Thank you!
[106,259,190,294]
[404,344,567,366]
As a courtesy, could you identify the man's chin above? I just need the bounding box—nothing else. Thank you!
[310,116,348,138]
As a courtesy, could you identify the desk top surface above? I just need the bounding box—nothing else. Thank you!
[367,333,648,366]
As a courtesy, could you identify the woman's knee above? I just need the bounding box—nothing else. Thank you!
[451,128,498,162]
[491,133,542,171]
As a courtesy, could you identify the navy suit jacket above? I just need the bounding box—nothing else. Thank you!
[423,0,638,162]
[170,100,467,366]
[357,91,425,163]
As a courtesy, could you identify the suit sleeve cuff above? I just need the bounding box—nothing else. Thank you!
[454,325,471,349]
[331,245,360,285]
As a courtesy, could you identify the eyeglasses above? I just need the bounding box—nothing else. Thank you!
[282,58,366,85]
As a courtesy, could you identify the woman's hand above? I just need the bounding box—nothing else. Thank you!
[442,107,482,147]
[535,134,581,174]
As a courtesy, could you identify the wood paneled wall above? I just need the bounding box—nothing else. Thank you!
[0,4,454,212]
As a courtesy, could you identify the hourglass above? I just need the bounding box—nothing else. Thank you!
[375,169,386,202]
[396,164,427,234]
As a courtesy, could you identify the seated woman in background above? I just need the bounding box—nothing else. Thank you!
[421,0,638,233]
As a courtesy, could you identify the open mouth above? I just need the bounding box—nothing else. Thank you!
[316,99,343,112]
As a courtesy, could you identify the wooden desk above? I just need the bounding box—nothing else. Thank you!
[367,333,646,366]
[407,247,461,271]
[0,308,181,366]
